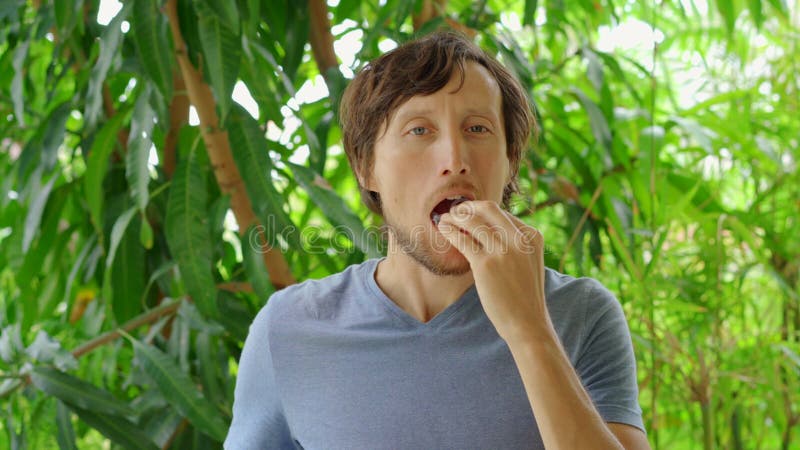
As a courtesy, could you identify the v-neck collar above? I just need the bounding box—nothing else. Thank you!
[362,258,479,330]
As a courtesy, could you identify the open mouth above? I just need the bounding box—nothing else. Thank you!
[431,195,470,226]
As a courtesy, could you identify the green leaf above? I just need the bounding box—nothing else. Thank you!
[55,400,77,450]
[131,0,173,101]
[127,337,229,442]
[166,128,218,318]
[197,5,241,123]
[582,47,604,96]
[227,106,299,250]
[570,87,612,152]
[140,214,153,249]
[667,116,718,154]
[11,39,29,127]
[54,0,82,42]
[85,5,130,129]
[195,331,224,407]
[68,404,158,450]
[199,0,240,33]
[523,0,538,26]
[40,103,72,172]
[110,216,146,324]
[288,162,382,258]
[716,0,737,37]
[29,367,134,417]
[84,111,128,233]
[748,0,764,29]
[126,86,155,212]
[279,1,309,81]
[105,206,137,271]
[23,170,56,253]
[243,225,274,301]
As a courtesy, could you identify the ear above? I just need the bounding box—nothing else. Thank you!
[358,166,378,192]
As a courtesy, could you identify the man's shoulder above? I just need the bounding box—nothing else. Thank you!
[259,258,379,324]
[544,267,620,316]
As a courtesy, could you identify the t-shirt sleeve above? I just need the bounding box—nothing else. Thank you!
[575,286,645,432]
[224,300,295,449]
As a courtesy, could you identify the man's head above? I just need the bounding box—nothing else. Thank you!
[339,31,536,216]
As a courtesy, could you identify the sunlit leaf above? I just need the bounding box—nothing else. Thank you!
[523,0,538,26]
[126,88,154,213]
[227,106,299,250]
[197,4,241,123]
[11,39,28,127]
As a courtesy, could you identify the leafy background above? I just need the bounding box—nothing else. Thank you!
[0,0,797,448]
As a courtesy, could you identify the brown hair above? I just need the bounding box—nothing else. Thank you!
[339,31,536,215]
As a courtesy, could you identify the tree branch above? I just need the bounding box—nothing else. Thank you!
[164,0,295,289]
[308,0,339,79]
[163,70,189,178]
[71,299,182,358]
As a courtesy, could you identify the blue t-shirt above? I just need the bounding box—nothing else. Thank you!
[225,258,644,449]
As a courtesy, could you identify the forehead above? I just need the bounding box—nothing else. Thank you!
[389,62,503,123]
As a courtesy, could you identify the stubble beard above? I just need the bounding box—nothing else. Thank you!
[384,218,471,277]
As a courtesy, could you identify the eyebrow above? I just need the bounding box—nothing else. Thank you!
[392,107,500,127]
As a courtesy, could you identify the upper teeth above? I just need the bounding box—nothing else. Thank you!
[447,195,467,200]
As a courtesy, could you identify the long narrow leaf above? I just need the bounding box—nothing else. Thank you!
[55,400,77,450]
[166,129,218,317]
[128,337,229,442]
[29,367,134,417]
[227,106,299,249]
[131,0,173,100]
[570,87,612,153]
[110,217,146,324]
[84,111,128,232]
[85,3,130,129]
[68,404,158,450]
[243,225,274,301]
[197,5,241,122]
[288,162,382,258]
[126,86,154,212]
[199,0,240,33]
[22,170,56,252]
[11,40,29,127]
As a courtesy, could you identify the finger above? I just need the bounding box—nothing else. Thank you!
[440,209,499,252]
[501,212,543,253]
[436,218,482,260]
[447,201,517,250]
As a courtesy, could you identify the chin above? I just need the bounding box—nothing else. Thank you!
[420,247,472,277]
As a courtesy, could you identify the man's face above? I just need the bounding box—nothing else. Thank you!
[366,62,510,275]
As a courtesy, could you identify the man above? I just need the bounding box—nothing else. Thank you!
[225,31,650,449]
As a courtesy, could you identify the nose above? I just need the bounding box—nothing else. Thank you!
[438,129,470,176]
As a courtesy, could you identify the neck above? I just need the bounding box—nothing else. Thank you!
[374,245,474,323]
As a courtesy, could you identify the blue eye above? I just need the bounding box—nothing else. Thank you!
[468,125,488,133]
[410,127,427,135]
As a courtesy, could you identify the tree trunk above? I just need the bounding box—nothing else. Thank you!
[164,0,295,289]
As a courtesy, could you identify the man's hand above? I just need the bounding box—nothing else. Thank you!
[438,200,651,450]
[437,200,550,344]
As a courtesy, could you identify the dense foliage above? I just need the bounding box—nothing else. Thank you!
[0,0,797,448]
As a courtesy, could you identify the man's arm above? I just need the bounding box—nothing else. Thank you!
[505,328,650,450]
[439,201,650,450]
